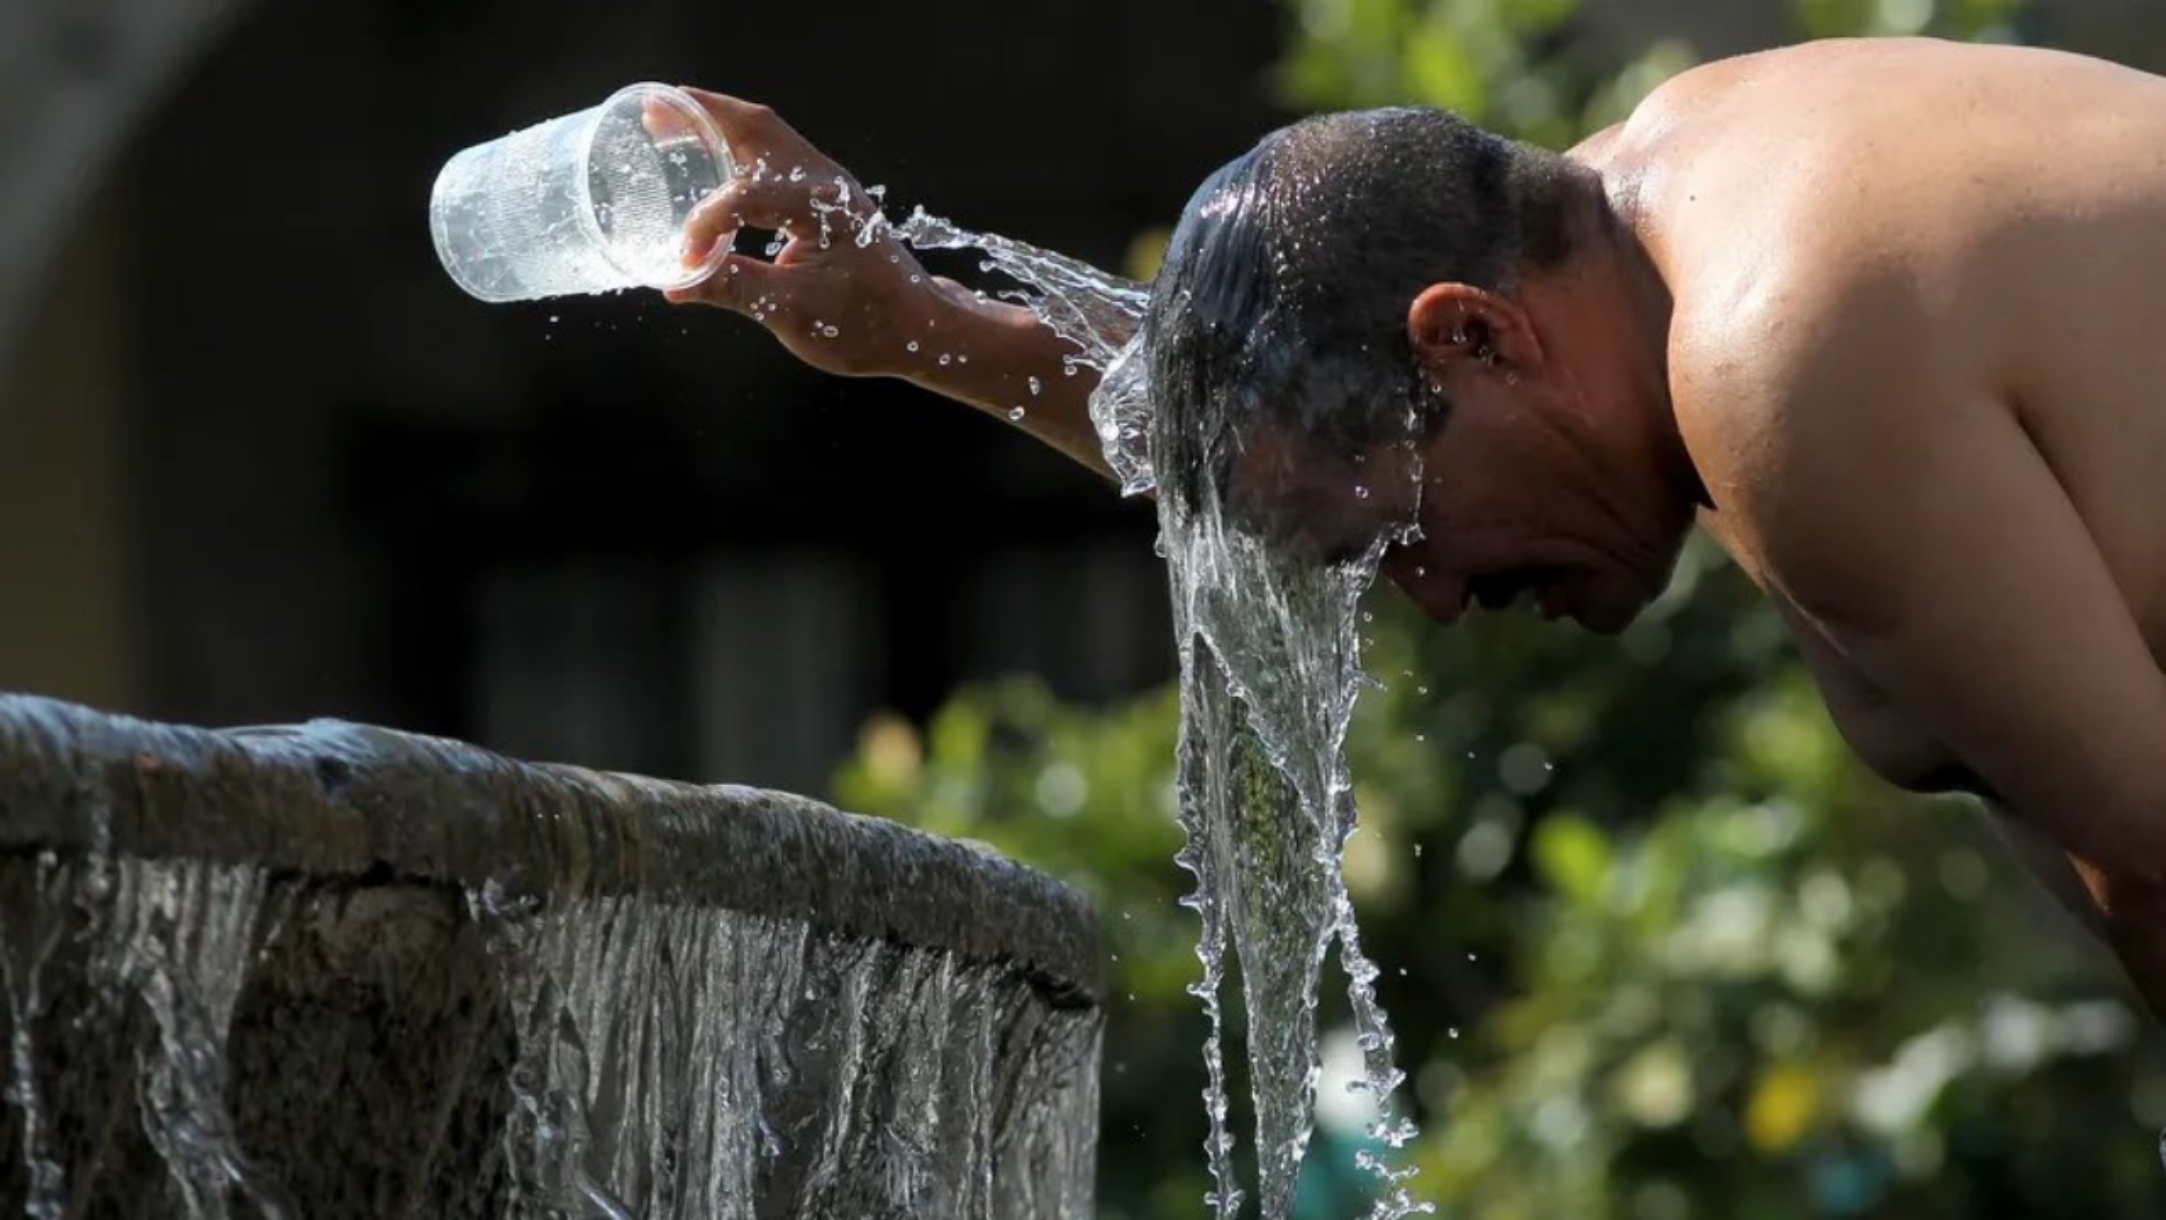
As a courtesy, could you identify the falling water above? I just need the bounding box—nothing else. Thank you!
[0,848,1097,1219]
[102,860,296,1220]
[894,210,1430,1218]
[1157,472,1426,1220]
[466,882,1099,1220]
[0,856,297,1220]
[1,852,71,1220]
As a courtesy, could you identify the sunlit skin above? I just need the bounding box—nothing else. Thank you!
[1291,249,1695,637]
[665,41,2166,1019]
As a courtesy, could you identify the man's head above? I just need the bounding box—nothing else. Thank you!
[1143,107,1696,634]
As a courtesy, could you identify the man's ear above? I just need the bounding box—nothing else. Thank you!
[1408,283,1543,375]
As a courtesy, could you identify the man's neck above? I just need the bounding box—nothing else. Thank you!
[1548,172,1703,513]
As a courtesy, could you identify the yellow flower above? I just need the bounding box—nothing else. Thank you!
[1746,1063,1820,1153]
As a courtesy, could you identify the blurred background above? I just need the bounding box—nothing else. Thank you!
[8,0,2166,1216]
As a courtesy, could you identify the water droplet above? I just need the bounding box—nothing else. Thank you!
[1027,376,1043,396]
[821,325,840,338]
[906,340,921,353]
[1008,407,1027,421]
[938,354,952,366]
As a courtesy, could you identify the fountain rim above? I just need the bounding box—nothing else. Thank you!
[0,693,1104,1004]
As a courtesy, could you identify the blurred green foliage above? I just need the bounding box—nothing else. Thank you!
[838,1,2166,1215]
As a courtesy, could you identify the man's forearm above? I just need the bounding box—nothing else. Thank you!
[899,280,1114,480]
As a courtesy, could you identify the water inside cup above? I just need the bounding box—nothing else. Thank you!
[431,84,732,302]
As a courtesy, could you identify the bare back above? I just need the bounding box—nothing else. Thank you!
[1604,39,2166,729]
[1596,39,2166,1004]
[1639,39,2166,637]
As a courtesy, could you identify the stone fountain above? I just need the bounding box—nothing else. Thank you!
[0,694,1102,1218]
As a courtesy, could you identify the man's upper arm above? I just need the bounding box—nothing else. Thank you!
[1711,307,2166,873]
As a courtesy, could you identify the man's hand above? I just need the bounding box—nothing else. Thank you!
[657,88,1120,479]
[660,89,946,378]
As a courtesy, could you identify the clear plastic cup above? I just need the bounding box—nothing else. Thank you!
[430,83,734,302]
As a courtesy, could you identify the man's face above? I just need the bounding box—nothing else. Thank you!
[1380,433,1671,636]
[1230,388,1683,635]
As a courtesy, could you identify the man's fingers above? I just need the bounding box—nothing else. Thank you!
[640,98,701,145]
[676,87,807,165]
[681,185,744,269]
[682,172,852,266]
[665,253,787,314]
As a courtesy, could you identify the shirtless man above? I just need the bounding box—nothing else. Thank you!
[663,38,2166,1018]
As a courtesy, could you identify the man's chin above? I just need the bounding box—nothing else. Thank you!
[1575,606,1637,635]
[1567,582,1651,635]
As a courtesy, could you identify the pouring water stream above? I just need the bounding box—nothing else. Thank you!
[889,200,1433,1219]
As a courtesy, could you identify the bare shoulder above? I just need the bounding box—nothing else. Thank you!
[1636,37,2166,601]
[1668,253,1955,614]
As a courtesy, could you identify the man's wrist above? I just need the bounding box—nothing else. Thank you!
[895,280,1036,389]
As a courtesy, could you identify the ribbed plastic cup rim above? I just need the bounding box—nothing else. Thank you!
[576,82,733,293]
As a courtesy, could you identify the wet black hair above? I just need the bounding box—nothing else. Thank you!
[1143,106,1583,510]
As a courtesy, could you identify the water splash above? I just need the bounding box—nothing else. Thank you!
[891,207,1148,375]
[895,212,1430,1217]
[888,207,1157,496]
